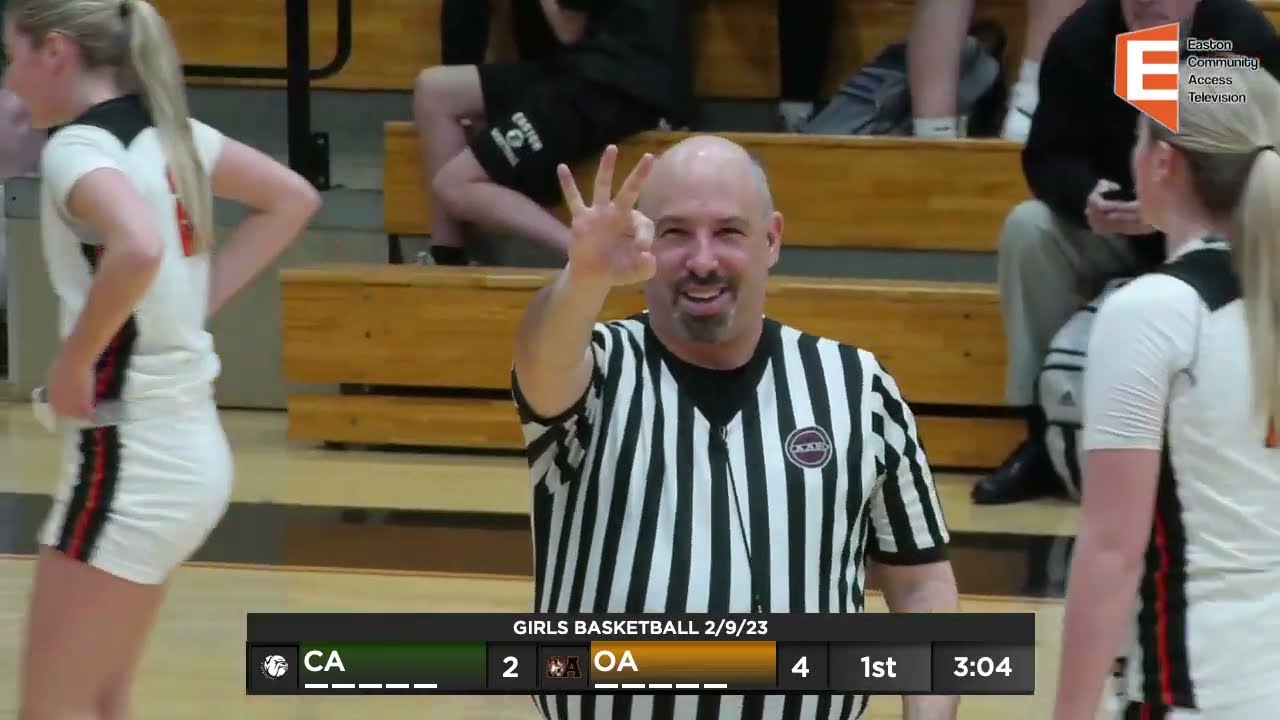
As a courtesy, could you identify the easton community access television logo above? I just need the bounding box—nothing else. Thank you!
[1116,23,1259,133]
[1114,22,1181,132]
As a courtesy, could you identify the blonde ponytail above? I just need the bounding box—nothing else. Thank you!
[1236,149,1280,424]
[126,0,214,253]
[1149,61,1280,431]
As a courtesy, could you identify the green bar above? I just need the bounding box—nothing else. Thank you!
[300,641,486,689]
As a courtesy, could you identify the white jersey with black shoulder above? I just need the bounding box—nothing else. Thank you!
[1084,237,1280,711]
[39,95,225,404]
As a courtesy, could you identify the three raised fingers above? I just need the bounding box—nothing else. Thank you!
[614,153,655,211]
[558,145,655,217]
[631,209,655,250]
[557,163,586,216]
[592,145,619,208]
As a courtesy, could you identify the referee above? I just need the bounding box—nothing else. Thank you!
[511,135,961,720]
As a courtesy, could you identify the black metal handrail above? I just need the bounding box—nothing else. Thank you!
[181,0,353,189]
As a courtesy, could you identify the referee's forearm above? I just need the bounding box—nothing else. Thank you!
[513,266,610,407]
[879,562,960,720]
[903,694,958,720]
[894,579,960,717]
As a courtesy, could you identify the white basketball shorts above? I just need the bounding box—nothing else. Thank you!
[37,399,232,585]
[1122,694,1280,720]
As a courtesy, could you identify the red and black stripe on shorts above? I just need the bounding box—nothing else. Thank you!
[55,244,138,562]
[1124,702,1168,719]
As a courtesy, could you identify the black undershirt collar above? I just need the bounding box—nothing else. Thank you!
[644,315,780,427]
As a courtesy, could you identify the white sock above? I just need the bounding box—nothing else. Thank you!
[1002,69,1035,142]
[1017,58,1041,86]
[913,116,960,138]
[778,101,814,131]
[1011,59,1041,114]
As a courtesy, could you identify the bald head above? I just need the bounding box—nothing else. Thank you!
[655,134,753,169]
[639,134,774,220]
[637,135,783,356]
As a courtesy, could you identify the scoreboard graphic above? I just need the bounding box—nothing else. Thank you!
[246,613,1034,696]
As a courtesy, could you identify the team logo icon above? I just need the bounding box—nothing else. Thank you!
[785,426,833,469]
[547,656,565,677]
[261,654,290,679]
[545,655,582,679]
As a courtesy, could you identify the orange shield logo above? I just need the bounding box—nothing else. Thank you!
[1115,23,1181,132]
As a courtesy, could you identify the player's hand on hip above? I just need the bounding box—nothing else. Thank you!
[557,145,656,288]
[46,348,95,420]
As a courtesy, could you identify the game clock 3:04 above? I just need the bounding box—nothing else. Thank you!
[932,644,1035,695]
[953,655,1012,678]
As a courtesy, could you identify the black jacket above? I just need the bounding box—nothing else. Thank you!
[1022,0,1280,268]
[558,0,695,125]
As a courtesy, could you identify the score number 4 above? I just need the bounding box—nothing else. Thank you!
[791,657,811,677]
[780,645,827,689]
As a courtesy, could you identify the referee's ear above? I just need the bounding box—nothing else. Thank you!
[764,210,783,268]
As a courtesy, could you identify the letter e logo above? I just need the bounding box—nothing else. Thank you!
[1115,22,1181,132]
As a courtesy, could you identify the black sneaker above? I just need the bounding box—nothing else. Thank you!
[971,439,1060,505]
[429,245,470,266]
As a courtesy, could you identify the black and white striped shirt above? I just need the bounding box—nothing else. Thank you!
[513,314,951,720]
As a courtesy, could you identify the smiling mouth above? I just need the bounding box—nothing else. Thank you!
[682,287,724,300]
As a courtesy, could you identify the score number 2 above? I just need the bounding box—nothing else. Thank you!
[488,645,538,689]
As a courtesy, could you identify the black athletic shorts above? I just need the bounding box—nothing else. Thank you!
[472,58,666,205]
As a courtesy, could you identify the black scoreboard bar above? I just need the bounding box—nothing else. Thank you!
[246,613,1035,696]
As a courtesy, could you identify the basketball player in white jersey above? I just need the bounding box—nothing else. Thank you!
[3,1,321,717]
[1052,61,1280,720]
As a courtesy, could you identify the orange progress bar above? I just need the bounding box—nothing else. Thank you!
[588,641,776,687]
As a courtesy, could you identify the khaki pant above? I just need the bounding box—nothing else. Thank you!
[997,199,1137,406]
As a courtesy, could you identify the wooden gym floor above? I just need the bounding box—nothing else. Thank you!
[0,402,1082,719]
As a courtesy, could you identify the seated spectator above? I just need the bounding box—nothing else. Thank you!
[413,0,693,266]
[0,91,41,181]
[435,0,558,139]
[777,0,835,131]
[0,88,46,364]
[440,0,492,67]
[505,0,562,63]
[906,0,1084,140]
[451,0,561,67]
[973,0,1280,504]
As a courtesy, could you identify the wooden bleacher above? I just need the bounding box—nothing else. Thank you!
[384,123,1028,253]
[162,0,1280,99]
[160,0,1027,98]
[281,265,1018,470]
[281,125,1031,471]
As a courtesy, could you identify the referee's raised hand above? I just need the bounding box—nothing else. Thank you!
[556,145,656,288]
